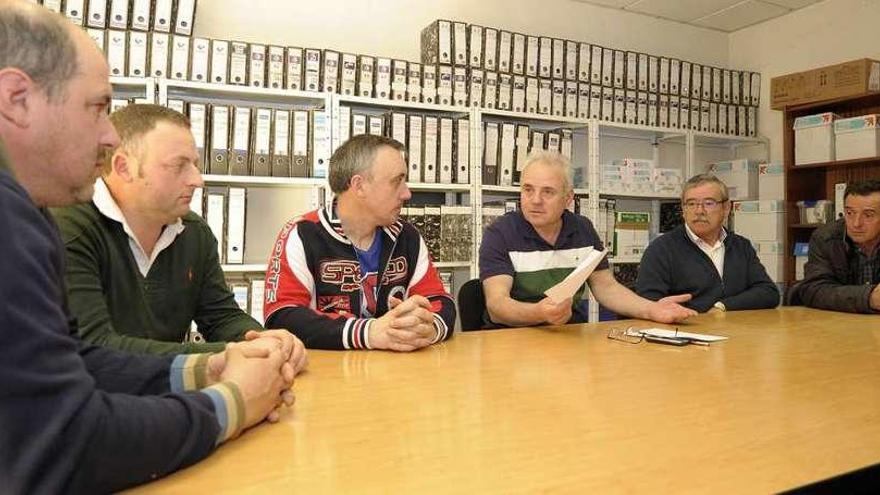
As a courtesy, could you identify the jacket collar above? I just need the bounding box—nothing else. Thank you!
[0,138,16,179]
[319,196,404,245]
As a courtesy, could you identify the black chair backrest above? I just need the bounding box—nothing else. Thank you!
[457,278,486,331]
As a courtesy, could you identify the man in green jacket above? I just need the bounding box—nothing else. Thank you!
[52,104,306,360]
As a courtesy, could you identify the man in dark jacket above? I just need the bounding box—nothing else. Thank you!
[794,180,880,313]
[637,174,779,313]
[0,3,295,493]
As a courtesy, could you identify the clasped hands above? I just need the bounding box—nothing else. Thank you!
[206,330,308,430]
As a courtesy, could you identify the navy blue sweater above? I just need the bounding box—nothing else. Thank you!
[636,225,779,312]
[0,161,221,493]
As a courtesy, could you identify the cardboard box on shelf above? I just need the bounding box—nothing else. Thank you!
[834,114,880,161]
[709,159,759,201]
[758,162,784,200]
[733,200,785,242]
[771,59,880,110]
[794,112,837,165]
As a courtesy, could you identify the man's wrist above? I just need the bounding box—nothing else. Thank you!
[713,301,727,312]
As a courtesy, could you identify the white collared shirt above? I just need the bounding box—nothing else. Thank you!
[684,223,727,279]
[93,179,186,277]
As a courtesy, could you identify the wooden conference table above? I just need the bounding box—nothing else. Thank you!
[129,307,880,493]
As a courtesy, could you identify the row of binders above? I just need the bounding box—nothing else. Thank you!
[421,20,761,106]
[163,100,331,178]
[189,187,248,265]
[399,206,473,263]
[339,108,470,185]
[482,123,573,186]
[37,0,197,35]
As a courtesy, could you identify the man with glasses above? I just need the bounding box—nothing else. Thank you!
[792,180,880,313]
[479,151,696,328]
[637,174,779,312]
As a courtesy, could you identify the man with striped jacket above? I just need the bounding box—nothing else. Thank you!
[265,134,456,351]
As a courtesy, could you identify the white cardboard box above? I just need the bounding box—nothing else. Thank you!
[733,200,785,242]
[794,113,837,165]
[758,162,784,200]
[709,159,759,201]
[834,114,880,161]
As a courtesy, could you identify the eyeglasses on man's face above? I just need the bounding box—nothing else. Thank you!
[682,198,727,211]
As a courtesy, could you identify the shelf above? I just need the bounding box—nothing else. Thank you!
[162,80,327,108]
[409,182,471,192]
[481,185,520,194]
[573,188,590,195]
[202,175,327,188]
[110,76,151,89]
[598,121,686,140]
[110,76,153,101]
[434,261,472,269]
[789,156,880,171]
[599,190,680,200]
[692,131,767,147]
[609,257,642,264]
[480,108,589,127]
[336,94,467,115]
[222,264,267,273]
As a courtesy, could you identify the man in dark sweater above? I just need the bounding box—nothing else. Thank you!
[792,180,880,313]
[0,3,296,492]
[51,104,308,360]
[637,174,779,313]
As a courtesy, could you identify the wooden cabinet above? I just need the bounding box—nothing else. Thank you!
[783,92,880,283]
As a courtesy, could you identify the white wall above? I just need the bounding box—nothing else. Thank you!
[194,0,729,67]
[729,0,880,162]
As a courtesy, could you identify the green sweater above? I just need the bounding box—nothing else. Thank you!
[50,202,260,354]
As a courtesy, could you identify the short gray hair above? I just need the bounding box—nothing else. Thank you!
[681,173,729,202]
[521,150,573,193]
[328,134,406,194]
[0,2,80,103]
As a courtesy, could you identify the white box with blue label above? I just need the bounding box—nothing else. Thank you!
[758,162,784,200]
[709,158,759,201]
[733,200,785,242]
[834,114,880,161]
[794,112,837,165]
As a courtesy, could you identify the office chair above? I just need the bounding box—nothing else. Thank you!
[457,278,486,331]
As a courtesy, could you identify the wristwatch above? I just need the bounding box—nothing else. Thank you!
[713,301,727,312]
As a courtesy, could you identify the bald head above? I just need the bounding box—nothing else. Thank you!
[0,0,81,102]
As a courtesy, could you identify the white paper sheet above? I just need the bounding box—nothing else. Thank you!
[639,328,728,342]
[544,248,607,303]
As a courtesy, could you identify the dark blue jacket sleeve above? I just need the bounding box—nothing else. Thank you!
[636,240,673,301]
[0,176,221,494]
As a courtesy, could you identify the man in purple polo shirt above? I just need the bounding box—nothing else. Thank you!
[479,151,696,328]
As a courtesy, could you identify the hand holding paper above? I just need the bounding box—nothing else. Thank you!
[544,248,607,304]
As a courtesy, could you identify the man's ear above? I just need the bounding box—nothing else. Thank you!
[111,150,136,182]
[350,174,365,196]
[0,68,36,128]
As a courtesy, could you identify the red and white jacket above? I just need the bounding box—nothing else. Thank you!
[263,202,456,350]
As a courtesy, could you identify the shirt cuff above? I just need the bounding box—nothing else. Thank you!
[200,381,246,445]
[169,353,211,392]
[431,313,449,344]
[343,318,373,349]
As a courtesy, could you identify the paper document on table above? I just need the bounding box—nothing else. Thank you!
[544,248,607,303]
[639,328,728,342]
